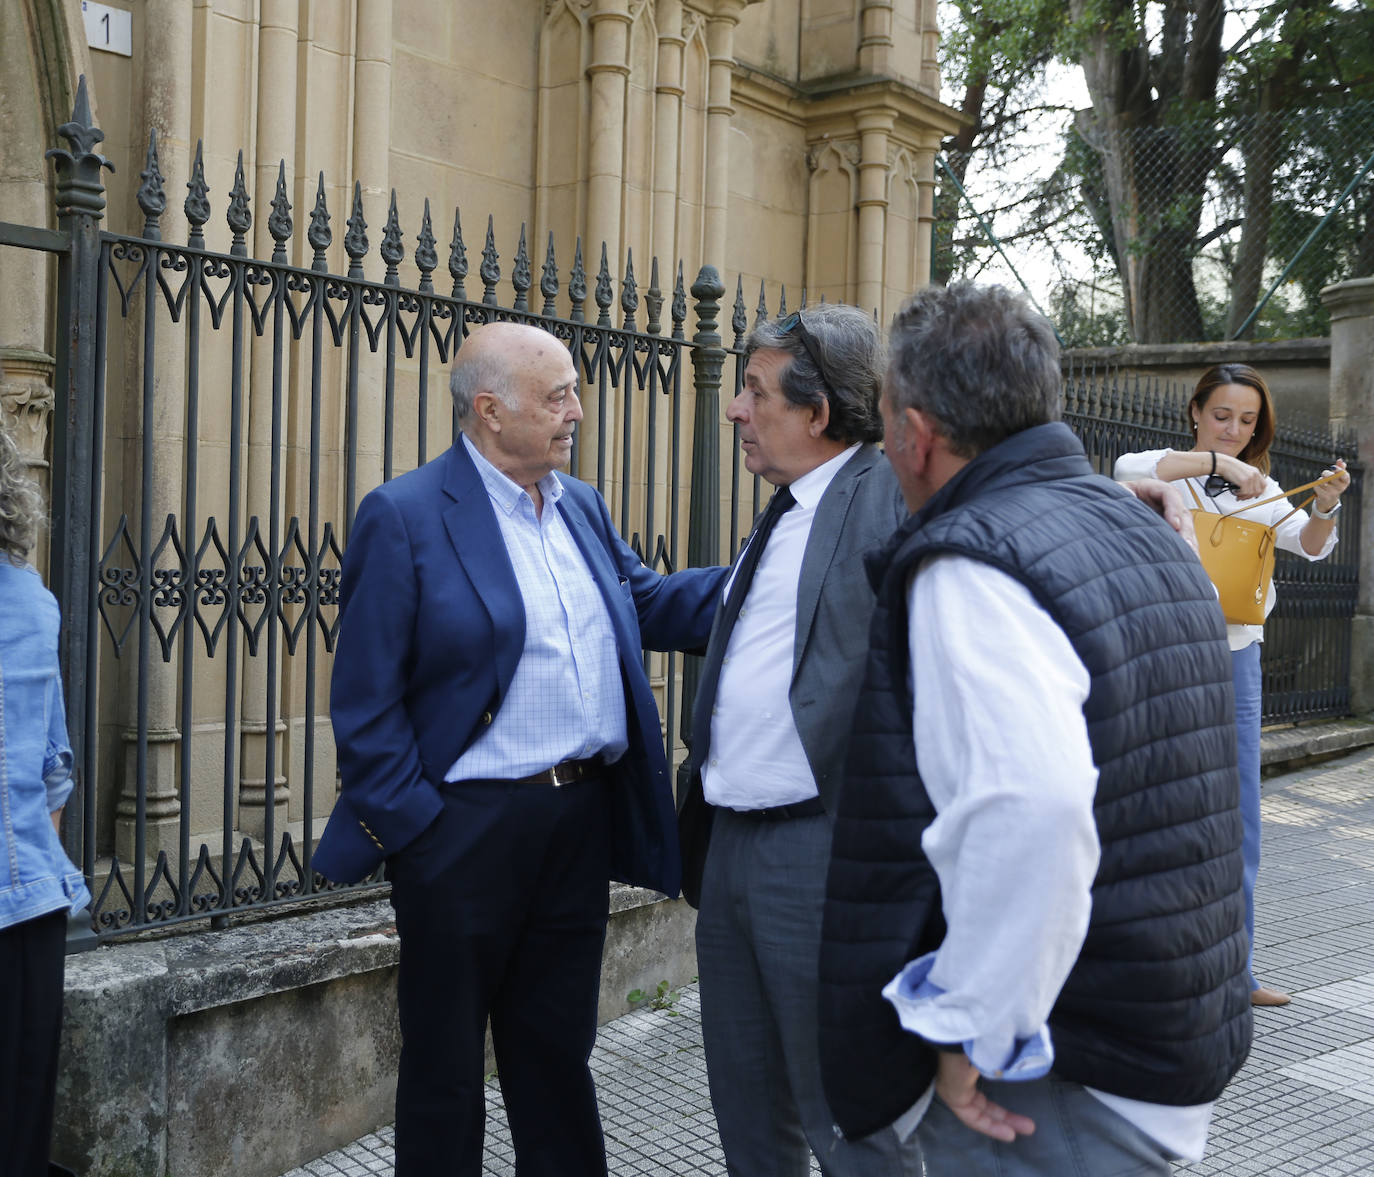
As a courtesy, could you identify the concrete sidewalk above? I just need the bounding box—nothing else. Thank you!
[281,746,1374,1177]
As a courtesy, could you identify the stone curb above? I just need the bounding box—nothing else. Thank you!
[1260,715,1374,780]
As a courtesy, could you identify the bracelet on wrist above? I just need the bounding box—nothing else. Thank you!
[1312,500,1341,520]
[1209,451,1217,477]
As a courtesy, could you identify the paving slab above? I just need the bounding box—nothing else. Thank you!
[280,746,1374,1177]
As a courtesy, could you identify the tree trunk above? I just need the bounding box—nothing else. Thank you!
[1070,0,1224,342]
[932,77,988,286]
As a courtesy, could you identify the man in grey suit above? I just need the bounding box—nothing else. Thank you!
[677,305,919,1176]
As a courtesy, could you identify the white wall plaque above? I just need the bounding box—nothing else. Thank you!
[82,1,133,58]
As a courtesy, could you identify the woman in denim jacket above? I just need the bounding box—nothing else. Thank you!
[0,412,90,1175]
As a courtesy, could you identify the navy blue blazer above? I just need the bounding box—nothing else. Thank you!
[312,438,726,895]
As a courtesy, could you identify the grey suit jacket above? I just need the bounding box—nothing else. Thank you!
[677,444,907,906]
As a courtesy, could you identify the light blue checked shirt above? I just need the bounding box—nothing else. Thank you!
[444,435,628,782]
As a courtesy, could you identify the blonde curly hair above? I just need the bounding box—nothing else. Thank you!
[0,409,43,565]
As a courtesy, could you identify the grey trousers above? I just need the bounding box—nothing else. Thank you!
[696,809,924,1177]
[918,1076,1175,1177]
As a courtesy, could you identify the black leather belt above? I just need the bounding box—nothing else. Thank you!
[730,797,826,822]
[509,757,603,787]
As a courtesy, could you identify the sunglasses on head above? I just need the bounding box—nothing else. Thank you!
[778,311,838,402]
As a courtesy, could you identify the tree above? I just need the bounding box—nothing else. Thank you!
[937,0,1374,343]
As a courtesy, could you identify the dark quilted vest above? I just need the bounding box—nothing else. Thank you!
[819,422,1252,1140]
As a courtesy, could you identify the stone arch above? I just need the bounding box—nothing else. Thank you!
[884,146,921,308]
[621,0,659,266]
[0,0,92,516]
[535,0,592,268]
[806,141,859,305]
[677,13,710,274]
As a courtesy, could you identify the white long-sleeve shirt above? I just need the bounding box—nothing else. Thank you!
[703,444,861,809]
[886,554,1213,1162]
[1113,448,1336,651]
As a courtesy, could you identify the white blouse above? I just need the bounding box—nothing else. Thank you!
[1113,448,1337,651]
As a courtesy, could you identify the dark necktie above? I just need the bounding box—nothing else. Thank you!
[691,486,796,766]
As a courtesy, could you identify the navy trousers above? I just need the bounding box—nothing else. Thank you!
[388,775,612,1177]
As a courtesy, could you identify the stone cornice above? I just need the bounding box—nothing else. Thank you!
[732,67,963,151]
[1065,339,1331,367]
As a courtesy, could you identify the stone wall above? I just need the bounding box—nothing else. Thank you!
[53,885,698,1177]
[1064,339,1333,424]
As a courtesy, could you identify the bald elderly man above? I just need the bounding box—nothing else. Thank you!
[314,323,726,1177]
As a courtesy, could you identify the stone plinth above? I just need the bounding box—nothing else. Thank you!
[53,886,698,1177]
[1321,277,1374,714]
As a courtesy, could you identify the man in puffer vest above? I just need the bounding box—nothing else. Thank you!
[818,282,1252,1176]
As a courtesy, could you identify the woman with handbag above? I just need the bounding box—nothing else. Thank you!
[1114,363,1350,1008]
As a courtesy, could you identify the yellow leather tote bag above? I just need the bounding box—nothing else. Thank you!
[1186,473,1340,626]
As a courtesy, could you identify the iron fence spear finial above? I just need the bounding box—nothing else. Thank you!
[448,207,468,300]
[227,150,252,257]
[137,129,166,240]
[540,232,560,317]
[415,199,438,293]
[512,224,532,312]
[595,243,614,327]
[646,257,663,336]
[380,190,404,286]
[569,237,587,323]
[480,215,501,305]
[621,248,638,331]
[268,161,293,263]
[185,141,211,248]
[307,173,332,271]
[344,181,368,279]
[47,74,114,220]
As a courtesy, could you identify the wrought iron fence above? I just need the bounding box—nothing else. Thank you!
[3,80,776,943]
[1063,357,1363,723]
[937,101,1374,346]
[4,82,1363,947]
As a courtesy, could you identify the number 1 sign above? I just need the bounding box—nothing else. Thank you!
[82,1,133,58]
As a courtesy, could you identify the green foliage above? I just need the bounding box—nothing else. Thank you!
[1049,283,1132,348]
[937,0,1374,343]
[627,979,682,1016]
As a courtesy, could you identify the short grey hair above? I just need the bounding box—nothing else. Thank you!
[744,304,885,445]
[887,282,1061,457]
[449,344,516,422]
[0,410,43,565]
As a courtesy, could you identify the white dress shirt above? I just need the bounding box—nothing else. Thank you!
[702,443,861,810]
[886,554,1213,1162]
[445,434,627,781]
[1113,448,1337,651]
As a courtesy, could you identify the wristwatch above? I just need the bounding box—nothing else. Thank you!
[1312,500,1341,520]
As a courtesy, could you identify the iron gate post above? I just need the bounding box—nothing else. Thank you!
[680,265,726,754]
[45,76,111,952]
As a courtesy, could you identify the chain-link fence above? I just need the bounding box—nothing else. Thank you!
[935,101,1374,347]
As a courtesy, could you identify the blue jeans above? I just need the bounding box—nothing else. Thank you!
[1232,641,1262,990]
[918,1076,1173,1177]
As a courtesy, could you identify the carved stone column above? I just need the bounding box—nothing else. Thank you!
[115,0,194,865]
[238,0,301,843]
[855,108,895,316]
[858,0,894,76]
[350,0,393,503]
[918,0,940,94]
[702,1,748,267]
[914,142,938,289]
[652,0,686,267]
[587,0,632,262]
[1321,277,1374,713]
